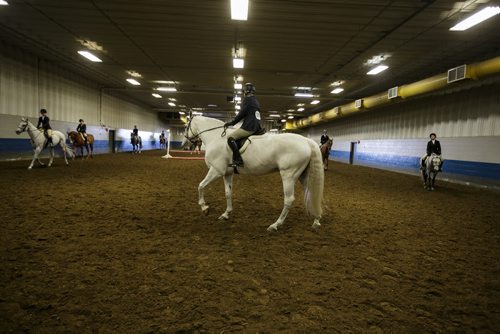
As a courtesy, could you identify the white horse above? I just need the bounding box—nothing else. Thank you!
[131,133,142,154]
[421,153,442,191]
[182,116,324,231]
[15,117,75,170]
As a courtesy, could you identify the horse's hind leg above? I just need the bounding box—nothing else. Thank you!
[267,173,297,232]
[48,147,54,167]
[218,173,234,220]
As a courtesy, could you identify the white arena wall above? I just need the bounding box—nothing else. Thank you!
[305,79,500,186]
[0,42,182,160]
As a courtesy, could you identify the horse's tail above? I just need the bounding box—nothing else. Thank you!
[60,138,75,159]
[301,140,324,218]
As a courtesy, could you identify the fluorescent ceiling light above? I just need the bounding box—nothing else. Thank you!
[157,87,177,92]
[270,114,281,118]
[310,100,320,105]
[126,78,140,85]
[450,6,500,31]
[192,112,203,116]
[152,93,162,98]
[233,58,244,69]
[168,98,176,101]
[297,103,304,107]
[287,109,295,112]
[281,119,286,123]
[235,105,241,110]
[153,80,176,84]
[331,87,344,94]
[296,86,311,90]
[168,102,176,107]
[179,104,186,107]
[367,65,388,75]
[0,1,9,5]
[208,104,217,107]
[297,108,305,112]
[126,70,142,78]
[234,96,242,102]
[231,0,248,20]
[294,93,313,98]
[330,80,344,87]
[234,83,242,89]
[77,51,102,62]
[236,75,244,82]
[288,115,294,119]
[179,111,185,115]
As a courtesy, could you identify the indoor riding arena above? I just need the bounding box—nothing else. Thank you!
[1,1,499,333]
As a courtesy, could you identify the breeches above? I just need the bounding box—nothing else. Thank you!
[229,128,253,140]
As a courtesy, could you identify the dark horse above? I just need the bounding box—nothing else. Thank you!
[68,131,94,159]
[131,133,142,153]
[320,139,333,170]
[421,153,442,191]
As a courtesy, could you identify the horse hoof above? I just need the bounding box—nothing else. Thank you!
[312,220,321,229]
[218,213,229,220]
[267,225,278,232]
[202,208,209,216]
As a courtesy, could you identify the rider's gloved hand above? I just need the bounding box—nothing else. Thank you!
[224,122,232,128]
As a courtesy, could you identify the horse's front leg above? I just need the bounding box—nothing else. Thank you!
[218,173,234,220]
[198,167,223,215]
[29,146,43,169]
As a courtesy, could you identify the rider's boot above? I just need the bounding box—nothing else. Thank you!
[228,137,244,167]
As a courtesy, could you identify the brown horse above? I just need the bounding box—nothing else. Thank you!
[320,139,333,170]
[68,131,94,159]
[191,138,202,155]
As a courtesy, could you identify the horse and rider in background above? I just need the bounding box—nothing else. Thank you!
[131,133,142,154]
[320,138,333,170]
[159,131,167,150]
[420,133,444,191]
[68,131,94,159]
[15,117,74,169]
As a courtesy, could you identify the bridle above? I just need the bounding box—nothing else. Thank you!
[16,119,29,133]
[184,116,226,144]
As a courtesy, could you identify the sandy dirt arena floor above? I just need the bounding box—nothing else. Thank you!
[0,150,499,333]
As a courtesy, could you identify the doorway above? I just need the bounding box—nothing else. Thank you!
[349,141,358,165]
[108,129,116,153]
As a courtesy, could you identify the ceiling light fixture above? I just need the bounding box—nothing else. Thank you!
[297,107,305,112]
[270,114,281,118]
[231,0,248,20]
[297,103,305,107]
[330,80,344,87]
[152,93,162,98]
[126,70,142,78]
[450,6,500,31]
[157,87,177,92]
[179,111,186,115]
[294,93,313,97]
[126,78,140,85]
[168,98,177,101]
[367,65,388,75]
[288,115,294,119]
[331,87,344,94]
[281,119,287,123]
[234,83,242,89]
[0,1,9,5]
[234,96,242,102]
[235,105,241,110]
[77,51,102,62]
[168,102,176,107]
[310,100,320,105]
[153,80,176,84]
[233,58,244,68]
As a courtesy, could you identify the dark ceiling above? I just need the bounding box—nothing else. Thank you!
[1,0,499,124]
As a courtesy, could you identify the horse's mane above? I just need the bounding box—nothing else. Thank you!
[195,116,224,126]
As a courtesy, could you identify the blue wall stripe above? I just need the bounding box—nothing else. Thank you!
[330,150,500,180]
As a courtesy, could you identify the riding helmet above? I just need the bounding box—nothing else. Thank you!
[429,133,436,138]
[243,83,256,95]
[79,119,84,122]
[40,109,47,114]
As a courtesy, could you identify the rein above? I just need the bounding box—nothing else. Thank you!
[184,116,226,143]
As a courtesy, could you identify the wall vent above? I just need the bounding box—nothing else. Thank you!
[447,65,467,83]
[355,99,363,109]
[388,86,399,99]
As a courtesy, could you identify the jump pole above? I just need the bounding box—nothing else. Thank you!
[161,129,173,159]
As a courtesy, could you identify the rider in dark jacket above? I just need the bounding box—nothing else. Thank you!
[37,109,52,144]
[224,83,262,167]
[422,133,443,171]
[77,119,88,143]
